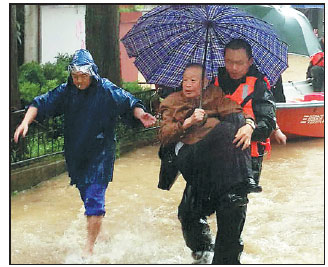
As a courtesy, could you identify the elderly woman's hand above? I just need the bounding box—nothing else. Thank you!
[191,108,206,124]
[183,108,205,130]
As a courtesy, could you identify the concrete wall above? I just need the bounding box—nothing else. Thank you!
[11,159,67,192]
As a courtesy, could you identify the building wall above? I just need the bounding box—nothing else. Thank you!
[40,5,86,63]
[119,12,142,82]
[24,5,144,82]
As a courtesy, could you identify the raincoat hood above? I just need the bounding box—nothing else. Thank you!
[68,49,100,81]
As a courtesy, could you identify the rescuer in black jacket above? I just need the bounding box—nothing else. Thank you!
[178,39,277,264]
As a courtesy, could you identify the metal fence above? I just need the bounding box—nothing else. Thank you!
[10,110,65,167]
[10,89,160,167]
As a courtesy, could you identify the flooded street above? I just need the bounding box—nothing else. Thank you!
[11,138,324,264]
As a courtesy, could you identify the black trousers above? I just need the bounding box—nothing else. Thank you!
[310,66,324,91]
[213,204,247,264]
[175,113,252,264]
[252,155,264,185]
[178,184,247,264]
[177,156,264,264]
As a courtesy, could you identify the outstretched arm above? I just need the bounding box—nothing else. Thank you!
[133,107,157,128]
[14,106,38,143]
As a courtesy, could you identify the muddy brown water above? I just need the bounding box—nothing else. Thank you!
[10,138,324,264]
[11,54,323,264]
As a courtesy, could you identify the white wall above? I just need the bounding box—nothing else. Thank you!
[40,5,86,63]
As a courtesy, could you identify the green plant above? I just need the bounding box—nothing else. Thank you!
[55,53,73,67]
[43,53,71,83]
[41,80,60,94]
[118,5,137,12]
[122,81,155,112]
[122,81,147,93]
[42,63,68,84]
[19,81,41,104]
[18,61,46,87]
[18,53,72,106]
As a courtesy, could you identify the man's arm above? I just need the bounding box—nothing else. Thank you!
[133,107,156,128]
[108,82,156,128]
[251,79,277,141]
[14,106,38,143]
[14,84,67,143]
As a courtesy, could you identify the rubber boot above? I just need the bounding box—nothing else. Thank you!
[192,250,214,264]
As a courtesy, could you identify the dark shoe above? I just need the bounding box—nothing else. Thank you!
[245,177,262,193]
[227,193,249,207]
[191,251,213,264]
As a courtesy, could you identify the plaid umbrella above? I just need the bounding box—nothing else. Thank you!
[121,5,288,88]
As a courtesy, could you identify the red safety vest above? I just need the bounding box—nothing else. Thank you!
[215,76,271,158]
[310,52,324,67]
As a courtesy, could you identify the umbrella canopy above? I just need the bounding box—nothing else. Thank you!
[291,4,324,9]
[234,5,322,56]
[121,5,288,88]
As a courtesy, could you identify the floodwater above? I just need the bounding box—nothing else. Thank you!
[10,138,324,264]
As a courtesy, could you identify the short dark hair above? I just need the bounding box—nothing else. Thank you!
[224,39,253,59]
[184,63,208,78]
[185,62,204,70]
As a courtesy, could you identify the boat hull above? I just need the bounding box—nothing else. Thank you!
[276,101,324,138]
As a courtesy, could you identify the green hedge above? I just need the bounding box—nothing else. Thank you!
[18,54,72,106]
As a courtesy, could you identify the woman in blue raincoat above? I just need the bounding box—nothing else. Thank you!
[14,49,156,255]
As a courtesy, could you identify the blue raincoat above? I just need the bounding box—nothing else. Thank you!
[31,49,145,186]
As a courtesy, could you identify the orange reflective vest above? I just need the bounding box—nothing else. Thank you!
[225,76,257,120]
[215,76,271,158]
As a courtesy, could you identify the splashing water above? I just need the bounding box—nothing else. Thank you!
[11,139,324,264]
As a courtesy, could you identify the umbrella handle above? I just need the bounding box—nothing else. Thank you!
[199,23,211,109]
